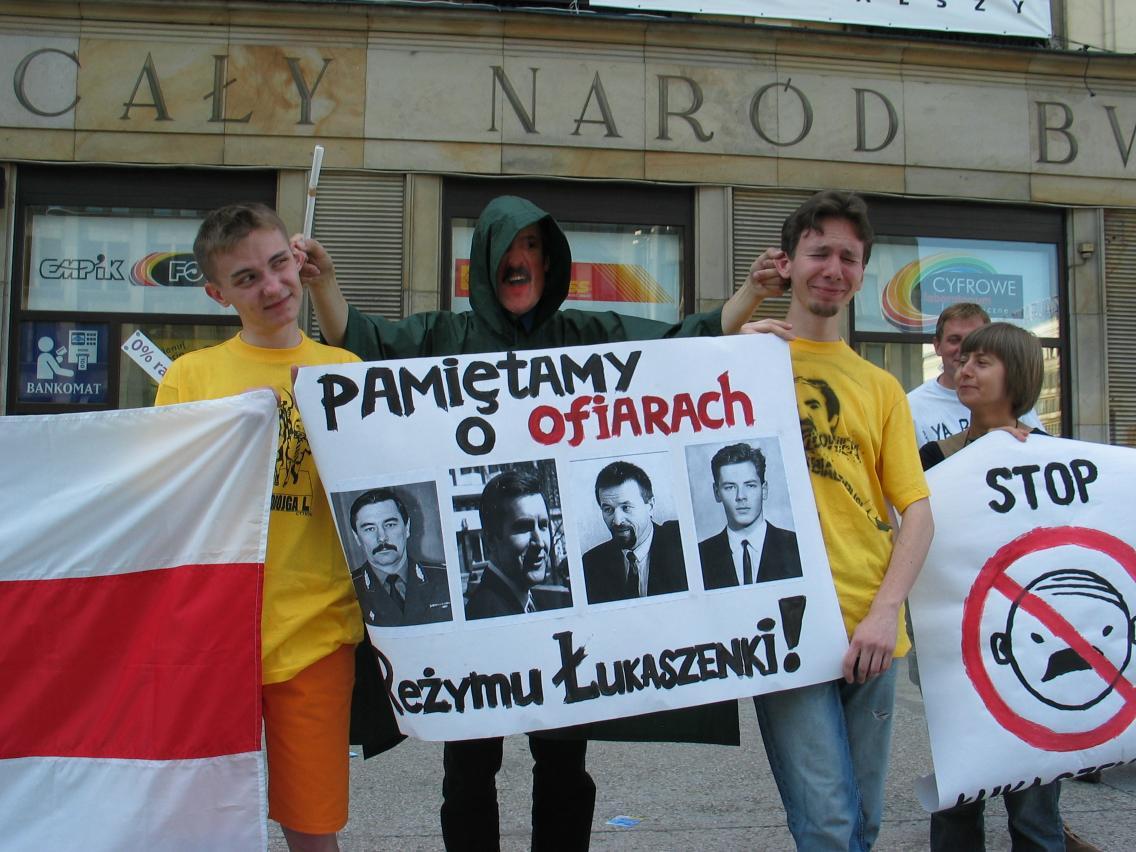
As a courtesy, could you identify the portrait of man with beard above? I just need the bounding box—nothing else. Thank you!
[581,460,688,604]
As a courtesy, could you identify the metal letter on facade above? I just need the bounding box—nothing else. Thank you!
[853,88,898,153]
[749,82,813,148]
[1035,101,1078,165]
[656,75,714,142]
[208,55,252,124]
[489,66,539,134]
[13,48,80,117]
[571,72,620,138]
[1103,106,1136,169]
[286,57,333,126]
[120,53,172,121]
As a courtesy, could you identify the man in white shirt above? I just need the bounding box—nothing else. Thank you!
[907,303,1041,446]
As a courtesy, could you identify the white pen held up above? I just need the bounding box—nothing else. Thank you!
[302,144,324,239]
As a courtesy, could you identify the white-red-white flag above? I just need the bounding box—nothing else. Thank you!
[0,392,277,851]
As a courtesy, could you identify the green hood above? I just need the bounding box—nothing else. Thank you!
[467,196,572,337]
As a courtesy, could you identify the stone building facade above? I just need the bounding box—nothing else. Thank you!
[2,0,1134,443]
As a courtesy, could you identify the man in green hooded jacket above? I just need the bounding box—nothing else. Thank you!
[295,195,778,851]
[297,195,770,358]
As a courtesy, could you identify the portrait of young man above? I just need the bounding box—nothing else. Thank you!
[694,441,802,589]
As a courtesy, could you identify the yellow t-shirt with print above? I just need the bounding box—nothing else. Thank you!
[790,338,929,657]
[156,332,363,683]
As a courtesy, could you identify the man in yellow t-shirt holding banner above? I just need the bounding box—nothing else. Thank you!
[732,190,934,851]
[156,203,375,852]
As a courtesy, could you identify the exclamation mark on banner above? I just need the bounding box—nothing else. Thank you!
[779,596,806,673]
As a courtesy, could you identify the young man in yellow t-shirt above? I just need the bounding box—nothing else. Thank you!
[156,203,362,852]
[732,191,934,851]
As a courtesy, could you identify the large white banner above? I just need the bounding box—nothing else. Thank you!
[592,0,1051,39]
[910,432,1136,812]
[295,335,848,740]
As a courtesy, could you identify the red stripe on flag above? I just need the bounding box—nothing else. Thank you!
[0,563,262,760]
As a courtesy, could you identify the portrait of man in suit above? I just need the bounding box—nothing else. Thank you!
[698,442,803,589]
[465,469,569,619]
[350,487,452,626]
[582,460,688,604]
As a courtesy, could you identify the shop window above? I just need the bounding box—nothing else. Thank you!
[23,207,222,316]
[853,198,1067,436]
[443,178,693,323]
[6,166,274,415]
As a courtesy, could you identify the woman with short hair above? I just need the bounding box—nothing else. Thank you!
[919,322,1070,852]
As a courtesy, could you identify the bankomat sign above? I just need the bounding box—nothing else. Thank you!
[18,321,109,405]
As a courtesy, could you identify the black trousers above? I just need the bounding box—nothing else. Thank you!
[440,736,595,851]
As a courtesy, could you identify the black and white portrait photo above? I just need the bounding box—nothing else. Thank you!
[573,454,688,605]
[686,439,803,590]
[451,460,572,620]
[332,482,453,627]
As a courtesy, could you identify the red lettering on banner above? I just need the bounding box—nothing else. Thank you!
[526,372,754,447]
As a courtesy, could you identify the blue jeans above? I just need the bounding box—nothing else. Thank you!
[930,781,1063,852]
[753,668,897,851]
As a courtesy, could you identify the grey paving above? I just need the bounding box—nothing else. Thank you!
[271,659,1133,850]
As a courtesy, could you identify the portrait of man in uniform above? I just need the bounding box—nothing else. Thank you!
[346,485,452,626]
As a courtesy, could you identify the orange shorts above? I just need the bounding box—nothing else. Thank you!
[262,643,356,834]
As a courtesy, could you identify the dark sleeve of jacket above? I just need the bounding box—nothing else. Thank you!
[549,306,725,347]
[465,570,522,620]
[349,631,406,759]
[540,701,740,746]
[699,528,737,590]
[758,523,803,582]
[582,540,626,604]
[919,441,946,471]
[340,304,469,360]
[647,520,688,595]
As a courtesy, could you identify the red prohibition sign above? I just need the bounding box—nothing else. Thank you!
[961,526,1136,751]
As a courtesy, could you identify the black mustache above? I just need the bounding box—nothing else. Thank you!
[1042,646,1097,682]
[370,543,397,556]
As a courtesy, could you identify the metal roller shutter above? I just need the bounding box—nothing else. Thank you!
[307,172,406,336]
[1105,209,1136,447]
[731,189,810,321]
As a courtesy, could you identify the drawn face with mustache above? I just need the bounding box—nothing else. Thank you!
[495,224,548,317]
[991,568,1136,711]
[353,499,410,575]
